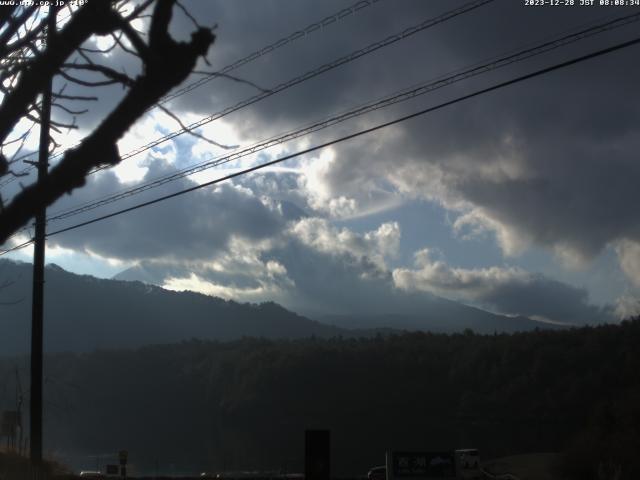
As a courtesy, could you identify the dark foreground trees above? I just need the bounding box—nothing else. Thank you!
[0,0,216,243]
[1,319,638,478]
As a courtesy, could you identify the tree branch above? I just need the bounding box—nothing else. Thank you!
[0,5,19,30]
[0,11,47,59]
[59,69,125,88]
[117,14,150,60]
[110,30,140,58]
[0,1,216,244]
[0,0,120,144]
[157,104,237,150]
[123,0,155,21]
[52,103,89,116]
[0,5,38,54]
[52,93,99,102]
[61,63,136,87]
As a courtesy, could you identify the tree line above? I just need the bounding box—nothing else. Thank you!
[1,319,639,478]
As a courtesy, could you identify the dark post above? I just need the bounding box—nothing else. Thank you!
[30,7,54,478]
[119,450,128,479]
[305,430,330,480]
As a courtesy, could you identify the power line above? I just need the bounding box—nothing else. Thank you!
[105,0,496,165]
[0,0,384,190]
[1,0,497,193]
[158,0,384,105]
[36,11,640,227]
[2,34,638,255]
[4,9,639,247]
[1,238,34,255]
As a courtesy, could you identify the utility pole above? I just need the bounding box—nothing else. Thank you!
[16,367,24,456]
[30,6,54,478]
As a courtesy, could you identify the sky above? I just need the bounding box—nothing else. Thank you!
[2,0,640,324]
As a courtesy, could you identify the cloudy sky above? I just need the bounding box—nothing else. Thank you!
[3,0,640,324]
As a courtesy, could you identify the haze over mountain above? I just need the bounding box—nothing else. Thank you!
[0,259,564,355]
[113,262,565,334]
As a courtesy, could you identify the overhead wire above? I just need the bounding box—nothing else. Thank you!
[95,0,496,167]
[158,0,384,105]
[0,0,385,189]
[2,34,639,255]
[35,11,640,225]
[0,0,496,191]
[4,8,639,245]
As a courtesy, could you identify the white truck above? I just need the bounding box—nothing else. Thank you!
[454,449,481,479]
[383,448,482,480]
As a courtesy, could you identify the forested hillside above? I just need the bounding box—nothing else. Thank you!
[0,260,345,354]
[0,260,564,356]
[1,320,639,479]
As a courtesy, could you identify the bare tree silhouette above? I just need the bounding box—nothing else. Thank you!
[0,0,217,244]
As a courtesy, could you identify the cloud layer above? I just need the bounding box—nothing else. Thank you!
[6,0,638,325]
[35,158,612,323]
[393,249,611,324]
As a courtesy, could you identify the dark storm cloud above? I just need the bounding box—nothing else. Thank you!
[479,274,612,325]
[393,249,612,324]
[382,48,640,262]
[169,0,640,269]
[150,215,612,323]
[20,0,638,321]
[169,0,461,135]
[265,239,401,316]
[45,159,285,260]
[162,0,640,268]
[97,179,611,323]
[146,214,418,317]
[169,0,639,138]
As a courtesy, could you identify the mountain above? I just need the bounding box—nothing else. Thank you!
[0,259,344,355]
[114,262,569,335]
[319,308,565,335]
[0,259,565,355]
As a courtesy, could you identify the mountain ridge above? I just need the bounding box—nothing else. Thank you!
[0,259,564,354]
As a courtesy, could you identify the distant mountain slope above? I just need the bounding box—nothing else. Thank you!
[319,308,566,335]
[0,259,344,355]
[114,263,568,335]
[0,259,565,354]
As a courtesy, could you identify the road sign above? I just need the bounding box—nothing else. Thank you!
[386,451,456,479]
